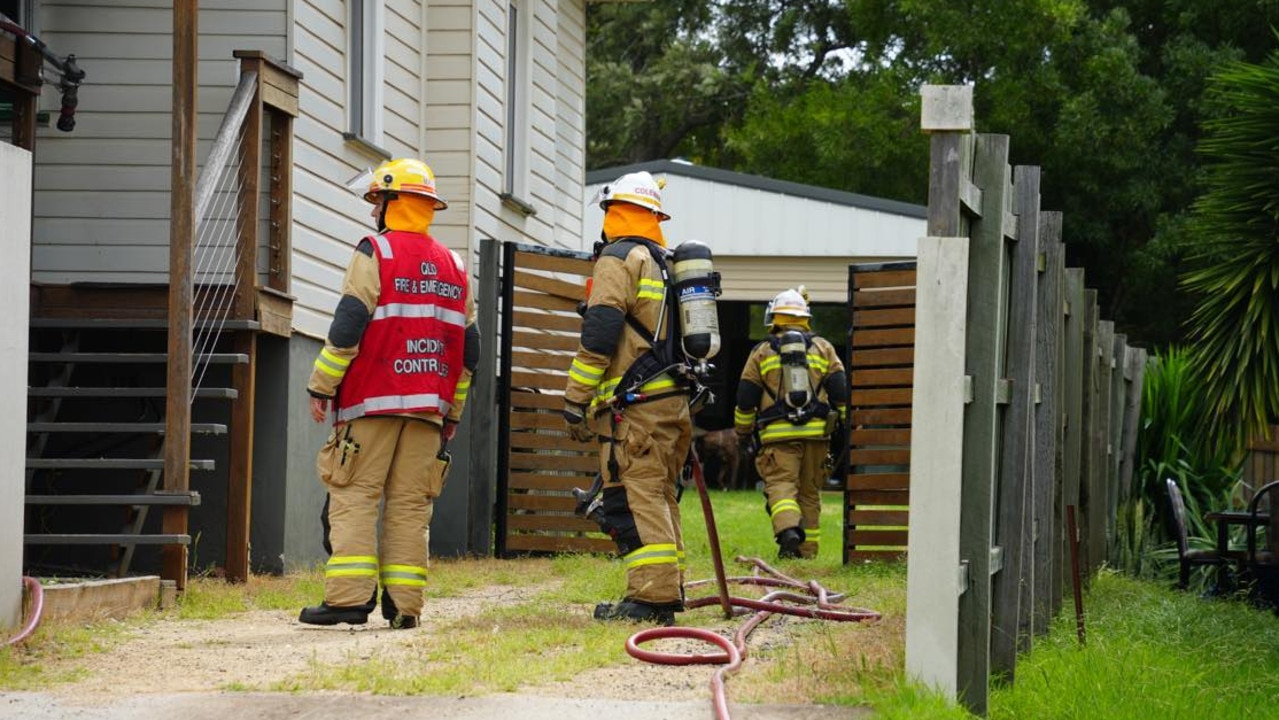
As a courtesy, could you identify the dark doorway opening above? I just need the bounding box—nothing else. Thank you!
[693,299,849,491]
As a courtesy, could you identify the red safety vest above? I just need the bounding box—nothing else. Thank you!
[335,230,468,423]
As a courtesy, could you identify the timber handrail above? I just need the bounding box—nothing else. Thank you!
[194,70,257,221]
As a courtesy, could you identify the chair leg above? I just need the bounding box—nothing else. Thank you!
[1179,560,1190,591]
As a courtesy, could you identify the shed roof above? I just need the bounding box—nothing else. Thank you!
[583,160,924,259]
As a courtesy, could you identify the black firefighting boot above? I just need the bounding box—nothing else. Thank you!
[380,588,419,629]
[776,527,805,559]
[593,599,679,626]
[298,602,370,626]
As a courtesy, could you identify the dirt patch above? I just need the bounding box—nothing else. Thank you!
[32,576,888,714]
[46,582,552,702]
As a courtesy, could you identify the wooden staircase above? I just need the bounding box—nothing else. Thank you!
[24,316,255,578]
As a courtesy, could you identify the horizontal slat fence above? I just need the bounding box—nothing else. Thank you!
[844,261,917,562]
[495,242,613,555]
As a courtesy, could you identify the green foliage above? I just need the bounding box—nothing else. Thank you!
[585,1,745,168]
[1183,45,1279,452]
[1129,347,1243,591]
[586,0,1279,345]
[724,69,929,204]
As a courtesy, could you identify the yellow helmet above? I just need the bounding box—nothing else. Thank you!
[596,171,670,220]
[358,158,448,210]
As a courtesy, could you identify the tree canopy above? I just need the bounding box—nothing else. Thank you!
[585,0,1279,345]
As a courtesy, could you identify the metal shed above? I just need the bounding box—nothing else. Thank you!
[583,160,925,303]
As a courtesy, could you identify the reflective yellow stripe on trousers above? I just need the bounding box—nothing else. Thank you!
[624,543,679,570]
[770,499,801,520]
[380,564,428,587]
[325,555,378,578]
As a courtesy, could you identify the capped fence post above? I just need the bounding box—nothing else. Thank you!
[905,84,976,703]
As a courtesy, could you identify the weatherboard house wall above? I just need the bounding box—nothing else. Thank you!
[24,0,589,572]
[583,160,925,303]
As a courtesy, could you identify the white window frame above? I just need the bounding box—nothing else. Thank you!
[501,0,535,216]
[345,0,387,156]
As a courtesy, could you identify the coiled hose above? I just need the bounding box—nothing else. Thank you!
[624,455,881,720]
[4,576,44,647]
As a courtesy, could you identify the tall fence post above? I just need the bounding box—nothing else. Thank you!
[905,84,975,700]
[990,165,1041,679]
[1090,320,1114,572]
[1061,269,1086,599]
[954,131,1013,715]
[1034,215,1065,631]
[468,237,502,555]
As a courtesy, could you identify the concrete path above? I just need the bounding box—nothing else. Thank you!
[0,691,872,720]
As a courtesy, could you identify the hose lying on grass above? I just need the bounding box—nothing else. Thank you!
[624,455,881,720]
[4,577,45,647]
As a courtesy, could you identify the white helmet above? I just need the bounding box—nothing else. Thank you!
[764,287,811,327]
[596,171,670,221]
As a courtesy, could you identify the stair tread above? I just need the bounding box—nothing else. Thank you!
[30,318,260,331]
[23,534,191,545]
[28,386,238,399]
[29,352,249,364]
[26,457,216,470]
[27,422,227,435]
[25,492,202,506]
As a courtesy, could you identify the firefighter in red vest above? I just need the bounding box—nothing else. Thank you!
[300,157,478,629]
[563,171,694,626]
[735,287,847,559]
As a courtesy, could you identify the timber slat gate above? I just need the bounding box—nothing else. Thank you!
[495,242,614,555]
[844,261,917,562]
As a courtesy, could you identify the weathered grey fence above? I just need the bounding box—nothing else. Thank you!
[904,85,1147,716]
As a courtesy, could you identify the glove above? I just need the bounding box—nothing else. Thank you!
[563,403,593,443]
[441,419,458,442]
[737,433,757,457]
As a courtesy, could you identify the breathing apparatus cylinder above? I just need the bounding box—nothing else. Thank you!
[778,330,812,411]
[671,240,722,363]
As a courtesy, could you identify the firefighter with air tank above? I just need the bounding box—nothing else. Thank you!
[735,287,849,559]
[563,171,722,626]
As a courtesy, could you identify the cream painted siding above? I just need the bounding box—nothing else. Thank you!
[552,0,585,249]
[714,256,893,304]
[468,0,585,251]
[422,1,476,267]
[29,0,287,284]
[291,0,426,339]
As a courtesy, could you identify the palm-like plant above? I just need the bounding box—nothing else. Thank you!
[1183,48,1279,455]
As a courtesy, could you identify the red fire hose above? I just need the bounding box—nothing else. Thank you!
[624,454,881,720]
[4,576,45,647]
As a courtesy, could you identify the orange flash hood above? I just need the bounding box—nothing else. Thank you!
[603,202,665,247]
[383,194,437,234]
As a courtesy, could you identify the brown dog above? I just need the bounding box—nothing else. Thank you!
[693,428,742,491]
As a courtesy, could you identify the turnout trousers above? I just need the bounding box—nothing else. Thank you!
[596,395,693,606]
[756,439,827,558]
[318,415,446,616]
